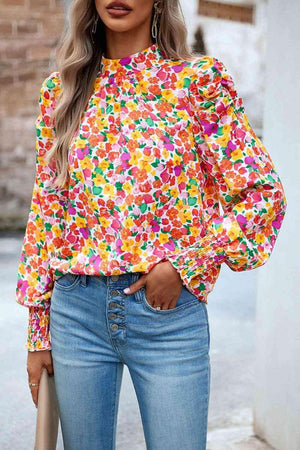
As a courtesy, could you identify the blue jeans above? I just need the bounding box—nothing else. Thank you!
[50,272,211,450]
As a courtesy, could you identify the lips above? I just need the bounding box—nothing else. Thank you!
[106,1,132,10]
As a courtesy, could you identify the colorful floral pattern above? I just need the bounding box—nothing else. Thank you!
[16,43,287,351]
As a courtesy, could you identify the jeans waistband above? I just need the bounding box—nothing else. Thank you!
[82,272,143,286]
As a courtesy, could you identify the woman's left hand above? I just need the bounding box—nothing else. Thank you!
[123,261,183,310]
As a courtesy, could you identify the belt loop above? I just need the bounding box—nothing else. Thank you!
[132,272,140,284]
[80,274,87,287]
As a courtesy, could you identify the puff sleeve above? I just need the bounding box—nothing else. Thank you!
[16,72,64,351]
[166,57,287,297]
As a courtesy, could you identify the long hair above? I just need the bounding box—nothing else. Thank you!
[47,0,201,187]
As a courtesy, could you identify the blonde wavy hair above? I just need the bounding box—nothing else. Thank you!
[48,0,201,187]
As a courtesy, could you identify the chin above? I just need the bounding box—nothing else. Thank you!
[104,23,134,33]
[103,14,134,26]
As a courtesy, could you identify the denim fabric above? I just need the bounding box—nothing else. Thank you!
[50,272,211,450]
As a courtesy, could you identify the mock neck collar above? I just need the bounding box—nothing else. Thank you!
[100,42,166,74]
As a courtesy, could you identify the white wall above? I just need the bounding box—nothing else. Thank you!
[253,0,300,448]
[183,0,268,133]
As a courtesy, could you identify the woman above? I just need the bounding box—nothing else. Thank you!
[16,0,287,448]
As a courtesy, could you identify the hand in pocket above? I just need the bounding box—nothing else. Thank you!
[124,261,183,310]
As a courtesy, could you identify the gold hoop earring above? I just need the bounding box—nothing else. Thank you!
[151,1,162,41]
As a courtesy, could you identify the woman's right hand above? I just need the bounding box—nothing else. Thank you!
[27,349,54,407]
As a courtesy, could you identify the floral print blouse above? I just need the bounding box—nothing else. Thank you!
[16,43,287,351]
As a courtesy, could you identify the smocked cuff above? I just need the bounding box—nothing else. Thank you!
[166,235,226,286]
[26,305,52,351]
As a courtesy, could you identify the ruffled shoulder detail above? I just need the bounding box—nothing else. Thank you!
[190,56,239,102]
[189,56,245,121]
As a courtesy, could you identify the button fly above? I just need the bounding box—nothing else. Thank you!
[108,312,117,319]
[111,275,119,281]
[110,289,119,296]
[110,324,119,331]
[109,301,118,308]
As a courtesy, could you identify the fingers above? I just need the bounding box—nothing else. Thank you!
[162,299,177,310]
[123,273,147,295]
[144,272,182,310]
[27,349,53,408]
[45,353,54,376]
[152,298,176,310]
[30,385,39,408]
[46,363,54,376]
[122,267,182,310]
[145,288,178,310]
[27,369,41,408]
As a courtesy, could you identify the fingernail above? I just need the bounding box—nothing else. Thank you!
[123,288,130,294]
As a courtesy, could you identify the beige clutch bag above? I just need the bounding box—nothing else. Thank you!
[34,367,60,450]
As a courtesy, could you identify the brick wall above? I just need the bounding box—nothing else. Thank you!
[0,0,65,230]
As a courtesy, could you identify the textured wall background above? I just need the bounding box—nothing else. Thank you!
[182,0,267,133]
[254,0,300,448]
[0,0,65,229]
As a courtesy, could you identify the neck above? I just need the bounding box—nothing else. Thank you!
[104,30,154,60]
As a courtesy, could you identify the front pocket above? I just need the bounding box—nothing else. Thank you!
[54,273,81,291]
[139,285,200,314]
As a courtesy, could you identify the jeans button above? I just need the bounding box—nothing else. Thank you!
[108,312,117,319]
[109,301,118,308]
[110,324,119,331]
[110,289,119,296]
[111,275,119,281]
